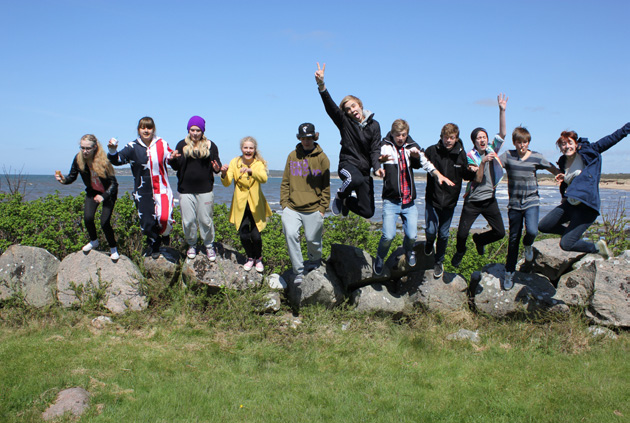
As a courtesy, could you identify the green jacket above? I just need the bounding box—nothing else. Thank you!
[280,143,331,214]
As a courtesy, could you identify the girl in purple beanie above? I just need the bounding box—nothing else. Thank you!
[169,116,222,260]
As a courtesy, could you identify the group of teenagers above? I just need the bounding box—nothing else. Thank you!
[55,63,630,290]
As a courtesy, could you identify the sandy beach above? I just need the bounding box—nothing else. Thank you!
[535,178,630,191]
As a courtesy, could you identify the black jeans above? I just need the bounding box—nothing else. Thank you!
[239,204,262,259]
[84,195,117,248]
[539,201,598,253]
[337,163,375,219]
[456,197,505,253]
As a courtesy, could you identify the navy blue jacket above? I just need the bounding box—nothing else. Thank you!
[558,122,630,214]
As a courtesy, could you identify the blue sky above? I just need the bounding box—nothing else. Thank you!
[1,0,629,175]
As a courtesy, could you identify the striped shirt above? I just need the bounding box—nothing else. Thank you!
[499,150,553,210]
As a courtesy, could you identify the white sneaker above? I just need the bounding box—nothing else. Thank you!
[82,240,99,252]
[524,245,534,262]
[255,258,264,273]
[110,248,120,261]
[187,246,196,259]
[243,258,255,271]
[596,239,611,259]
[504,271,514,290]
[206,246,217,262]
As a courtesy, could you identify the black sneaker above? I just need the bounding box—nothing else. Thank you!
[331,195,342,216]
[473,234,485,256]
[433,262,443,278]
[451,251,464,268]
[373,255,384,276]
[424,242,433,256]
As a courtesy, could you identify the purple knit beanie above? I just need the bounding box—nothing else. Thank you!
[187,116,206,133]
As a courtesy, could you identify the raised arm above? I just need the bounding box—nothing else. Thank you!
[498,93,508,140]
[592,122,630,154]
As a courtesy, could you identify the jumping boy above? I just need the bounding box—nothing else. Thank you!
[424,123,476,278]
[451,94,508,268]
[280,123,331,284]
[314,62,381,218]
[373,119,453,275]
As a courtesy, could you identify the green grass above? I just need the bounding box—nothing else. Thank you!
[1,294,629,422]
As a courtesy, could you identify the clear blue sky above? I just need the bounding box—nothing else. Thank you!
[1,0,629,175]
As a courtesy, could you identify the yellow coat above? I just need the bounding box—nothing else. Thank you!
[221,156,272,232]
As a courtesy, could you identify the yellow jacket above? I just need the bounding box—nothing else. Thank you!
[221,156,272,232]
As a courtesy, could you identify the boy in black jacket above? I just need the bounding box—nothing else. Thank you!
[315,62,381,218]
[373,119,453,275]
[423,123,475,278]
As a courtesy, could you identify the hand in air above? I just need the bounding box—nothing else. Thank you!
[315,62,326,85]
[378,154,392,163]
[169,150,181,161]
[436,172,455,187]
[107,138,118,149]
[211,160,220,172]
[497,93,508,111]
[54,171,63,183]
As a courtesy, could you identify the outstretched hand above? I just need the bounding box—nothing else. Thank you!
[169,150,181,161]
[107,138,118,149]
[408,147,420,158]
[54,170,64,183]
[220,164,229,177]
[436,172,455,187]
[555,173,565,184]
[497,93,508,111]
[212,160,220,172]
[378,154,392,163]
[315,62,326,86]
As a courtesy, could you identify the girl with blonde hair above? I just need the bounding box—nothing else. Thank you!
[55,134,119,261]
[220,136,271,272]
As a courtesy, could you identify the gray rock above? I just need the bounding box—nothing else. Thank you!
[616,250,630,262]
[181,243,262,291]
[350,283,406,315]
[0,245,59,307]
[57,251,146,314]
[267,273,287,290]
[572,254,605,270]
[287,264,345,309]
[446,329,480,343]
[555,261,597,307]
[588,325,618,340]
[586,260,630,328]
[91,316,113,329]
[327,244,389,290]
[530,238,586,282]
[261,292,281,313]
[400,269,468,312]
[474,263,568,318]
[42,387,90,420]
[143,246,180,288]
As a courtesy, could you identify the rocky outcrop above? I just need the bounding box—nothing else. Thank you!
[181,243,262,291]
[555,261,597,307]
[143,246,180,288]
[0,245,59,307]
[350,283,406,315]
[473,263,567,318]
[529,239,586,282]
[586,259,630,328]
[57,251,146,314]
[287,264,345,309]
[400,269,469,312]
[328,244,389,290]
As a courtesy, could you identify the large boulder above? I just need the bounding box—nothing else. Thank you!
[57,251,146,314]
[555,261,597,307]
[287,264,345,309]
[327,244,389,290]
[143,246,180,288]
[586,260,630,328]
[181,243,262,291]
[473,263,567,318]
[0,245,59,307]
[400,269,468,312]
[529,239,586,282]
[350,283,406,315]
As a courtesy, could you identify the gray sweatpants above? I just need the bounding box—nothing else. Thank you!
[281,207,324,275]
[180,191,215,248]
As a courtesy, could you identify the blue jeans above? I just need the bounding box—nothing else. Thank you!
[425,203,455,265]
[377,199,418,259]
[505,206,539,272]
[539,201,598,253]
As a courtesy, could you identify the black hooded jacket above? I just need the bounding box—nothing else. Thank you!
[424,139,475,210]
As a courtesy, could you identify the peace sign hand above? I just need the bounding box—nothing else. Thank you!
[315,62,326,86]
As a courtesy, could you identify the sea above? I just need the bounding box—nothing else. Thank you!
[10,175,630,230]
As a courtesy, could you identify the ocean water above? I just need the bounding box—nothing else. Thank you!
[11,174,630,229]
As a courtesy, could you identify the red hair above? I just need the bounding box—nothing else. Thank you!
[556,130,578,149]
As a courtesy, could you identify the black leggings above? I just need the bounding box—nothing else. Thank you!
[84,195,117,248]
[239,205,262,259]
[337,163,375,219]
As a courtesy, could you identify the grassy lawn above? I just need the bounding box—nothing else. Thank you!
[1,293,629,423]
